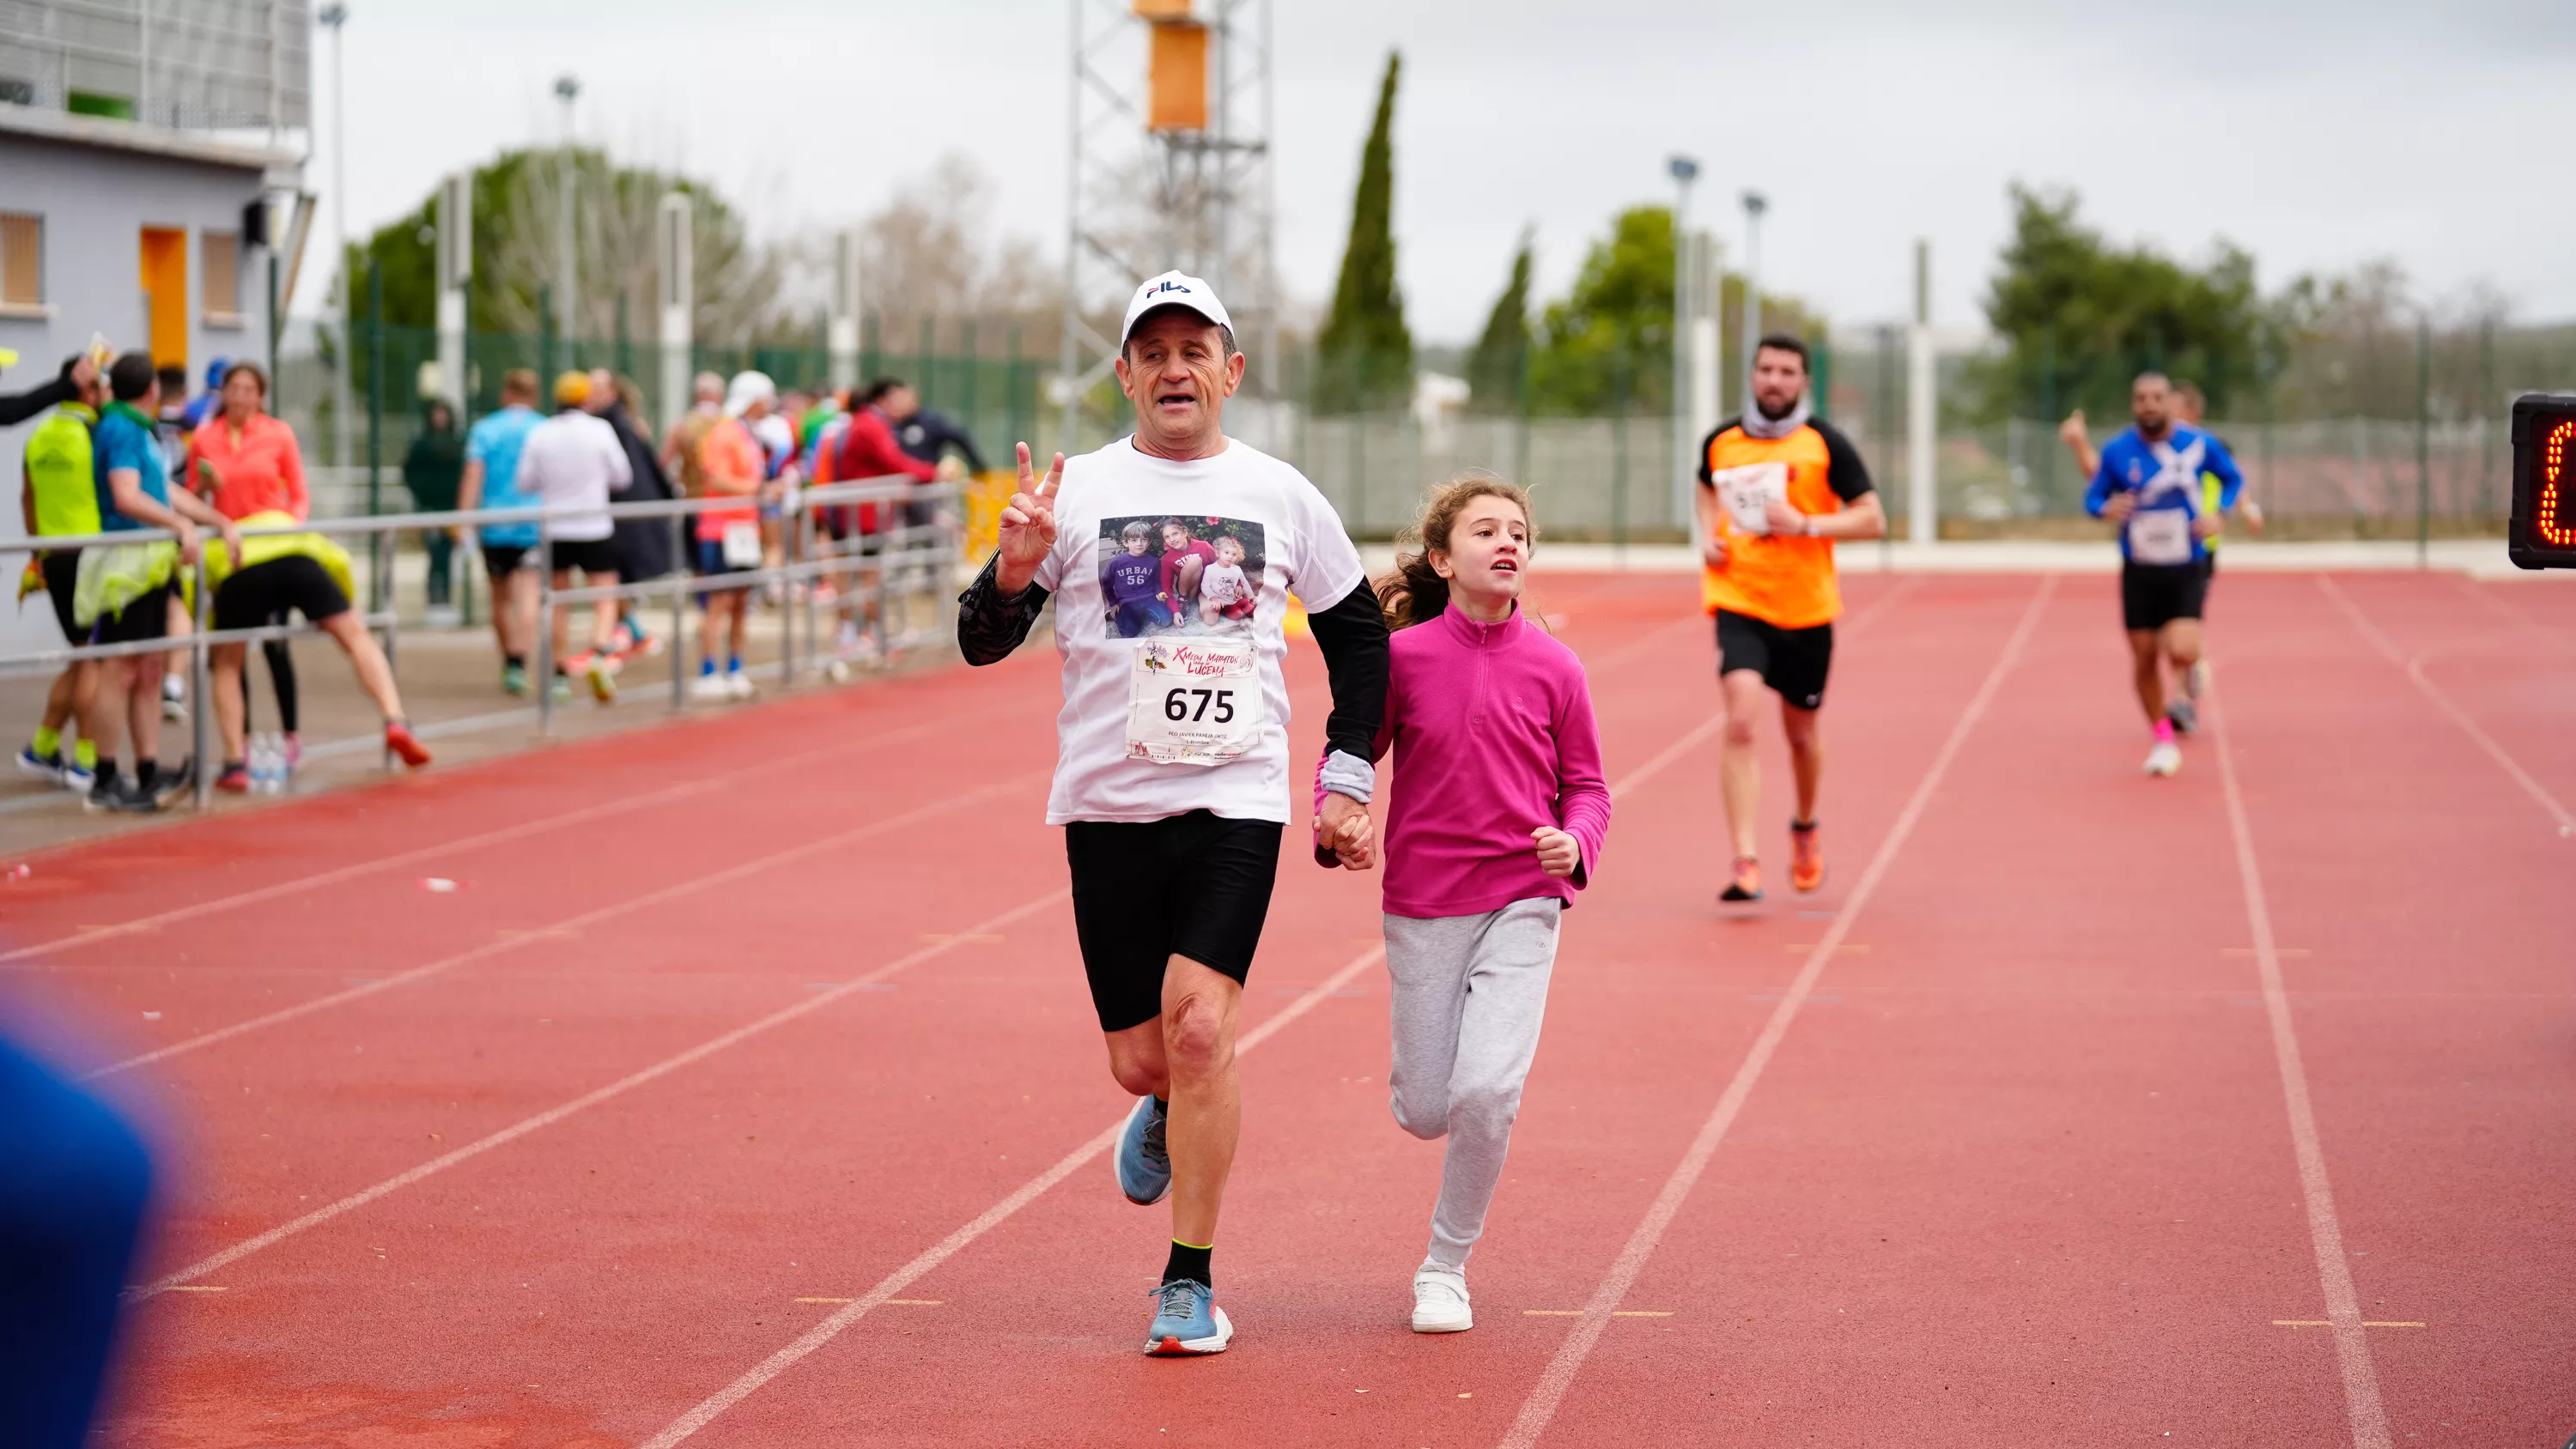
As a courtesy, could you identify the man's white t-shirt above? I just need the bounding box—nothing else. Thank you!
[1034,434,1366,826]
[516,410,632,543]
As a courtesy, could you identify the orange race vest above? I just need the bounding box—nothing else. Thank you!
[1699,421,1848,629]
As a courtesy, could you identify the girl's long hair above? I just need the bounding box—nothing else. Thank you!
[1374,474,1537,631]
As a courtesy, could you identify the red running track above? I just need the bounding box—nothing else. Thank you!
[5,568,2570,1449]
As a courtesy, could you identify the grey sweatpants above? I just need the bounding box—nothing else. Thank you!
[1383,897,1562,1271]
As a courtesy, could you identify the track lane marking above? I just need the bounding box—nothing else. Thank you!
[2208,676,2394,1449]
[2317,575,2573,836]
[1496,574,2057,1449]
[630,656,1760,1446]
[125,888,1070,1303]
[3,714,957,968]
[82,772,1047,1081]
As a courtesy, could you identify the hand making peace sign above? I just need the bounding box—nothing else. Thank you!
[994,441,1066,597]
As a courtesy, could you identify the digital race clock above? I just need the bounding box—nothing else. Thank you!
[2510,393,2576,569]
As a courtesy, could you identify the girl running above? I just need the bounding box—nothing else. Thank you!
[1316,476,1611,1334]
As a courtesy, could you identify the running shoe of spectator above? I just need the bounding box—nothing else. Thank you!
[585,654,617,704]
[281,734,301,773]
[215,761,250,793]
[1144,1278,1230,1356]
[151,757,195,808]
[84,772,157,814]
[501,661,531,697]
[60,759,95,794]
[725,668,756,701]
[384,718,432,768]
[160,674,188,722]
[688,670,732,703]
[15,744,64,785]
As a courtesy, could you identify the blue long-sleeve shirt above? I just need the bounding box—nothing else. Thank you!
[2085,424,2244,566]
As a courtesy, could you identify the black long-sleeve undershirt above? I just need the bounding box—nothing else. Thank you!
[1303,579,1389,767]
[0,362,77,428]
[956,554,1048,666]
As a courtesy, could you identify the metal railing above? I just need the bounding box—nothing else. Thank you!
[0,475,957,811]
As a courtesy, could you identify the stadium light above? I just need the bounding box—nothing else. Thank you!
[1740,190,1768,409]
[1669,156,1700,543]
[554,74,580,352]
[319,3,349,469]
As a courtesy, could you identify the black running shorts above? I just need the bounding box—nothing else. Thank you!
[482,543,530,579]
[213,555,349,632]
[1065,810,1284,1034]
[1716,608,1835,711]
[2121,560,2207,633]
[39,549,80,640]
[546,536,621,577]
[89,580,172,646]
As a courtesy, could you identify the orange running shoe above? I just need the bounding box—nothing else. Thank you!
[1719,856,1763,903]
[1789,818,1825,893]
[384,719,432,768]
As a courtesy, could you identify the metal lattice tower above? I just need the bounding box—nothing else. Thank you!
[1060,0,1275,452]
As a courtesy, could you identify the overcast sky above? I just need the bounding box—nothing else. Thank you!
[310,0,2574,341]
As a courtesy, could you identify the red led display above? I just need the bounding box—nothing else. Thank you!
[2510,396,2576,570]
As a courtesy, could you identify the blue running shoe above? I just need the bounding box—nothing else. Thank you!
[1144,1277,1232,1356]
[15,745,63,785]
[1115,1094,1171,1206]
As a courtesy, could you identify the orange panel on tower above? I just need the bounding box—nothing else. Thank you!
[1131,0,1193,19]
[1147,21,1208,133]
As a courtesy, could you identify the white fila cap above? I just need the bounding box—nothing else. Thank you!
[1120,270,1232,348]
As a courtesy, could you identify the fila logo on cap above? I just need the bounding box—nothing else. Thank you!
[1121,270,1233,347]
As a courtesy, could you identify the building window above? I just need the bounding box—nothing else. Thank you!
[0,213,41,311]
[203,230,242,324]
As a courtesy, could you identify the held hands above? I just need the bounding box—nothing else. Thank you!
[1762,499,1807,538]
[1533,826,1580,879]
[1318,792,1374,870]
[995,441,1064,595]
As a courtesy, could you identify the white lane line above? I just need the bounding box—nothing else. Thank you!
[633,664,1753,1446]
[2206,675,2394,1449]
[635,939,1390,1449]
[82,772,1042,1081]
[1496,573,2057,1449]
[2318,576,2574,836]
[2442,573,2576,657]
[127,888,1071,1302]
[3,715,952,968]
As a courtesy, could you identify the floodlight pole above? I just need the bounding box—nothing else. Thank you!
[554,74,580,362]
[434,170,470,415]
[829,227,861,393]
[320,3,350,470]
[657,191,693,434]
[1740,190,1767,410]
[1669,155,1698,542]
[1907,238,1937,544]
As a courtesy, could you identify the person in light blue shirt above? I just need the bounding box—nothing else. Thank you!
[453,368,547,694]
[2082,371,2245,777]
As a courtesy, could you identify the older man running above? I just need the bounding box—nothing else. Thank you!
[956,271,1389,1356]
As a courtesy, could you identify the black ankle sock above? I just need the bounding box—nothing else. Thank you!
[1162,1240,1212,1288]
[506,654,526,670]
[136,760,159,790]
[93,757,116,786]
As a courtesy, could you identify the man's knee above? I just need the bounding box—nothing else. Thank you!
[1721,712,1759,748]
[1388,1086,1448,1141]
[1162,994,1232,1079]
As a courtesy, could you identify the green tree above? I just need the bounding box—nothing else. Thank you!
[1463,230,1534,414]
[1528,205,1672,416]
[1978,183,2262,422]
[1315,52,1412,414]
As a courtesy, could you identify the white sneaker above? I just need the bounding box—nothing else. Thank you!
[2143,739,2182,777]
[726,670,756,700]
[688,672,732,702]
[1412,1266,1473,1333]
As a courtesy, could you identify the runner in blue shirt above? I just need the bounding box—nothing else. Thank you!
[2083,372,2244,778]
[454,369,546,695]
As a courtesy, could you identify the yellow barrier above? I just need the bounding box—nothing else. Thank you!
[962,468,1012,562]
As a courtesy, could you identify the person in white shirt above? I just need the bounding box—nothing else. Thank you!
[956,271,1389,1357]
[516,370,633,701]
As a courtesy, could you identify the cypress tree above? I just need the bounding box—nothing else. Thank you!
[1316,51,1412,414]
[1465,230,1534,414]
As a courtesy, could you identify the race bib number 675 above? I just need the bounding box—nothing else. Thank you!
[1127,638,1264,767]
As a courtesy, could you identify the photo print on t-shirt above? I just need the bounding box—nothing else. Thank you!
[1096,514,1267,640]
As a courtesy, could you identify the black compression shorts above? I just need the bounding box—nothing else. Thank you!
[1065,810,1284,1033]
[213,555,349,632]
[1716,609,1835,711]
[39,549,80,640]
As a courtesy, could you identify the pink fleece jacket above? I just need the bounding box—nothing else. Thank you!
[1319,602,1612,919]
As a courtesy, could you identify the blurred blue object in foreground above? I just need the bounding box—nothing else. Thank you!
[0,1031,153,1448]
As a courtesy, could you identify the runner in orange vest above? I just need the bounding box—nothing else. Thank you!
[1692,334,1886,902]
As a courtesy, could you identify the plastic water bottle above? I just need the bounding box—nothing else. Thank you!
[249,733,282,795]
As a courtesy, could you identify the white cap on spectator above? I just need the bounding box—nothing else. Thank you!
[724,370,776,417]
[1120,270,1231,349]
